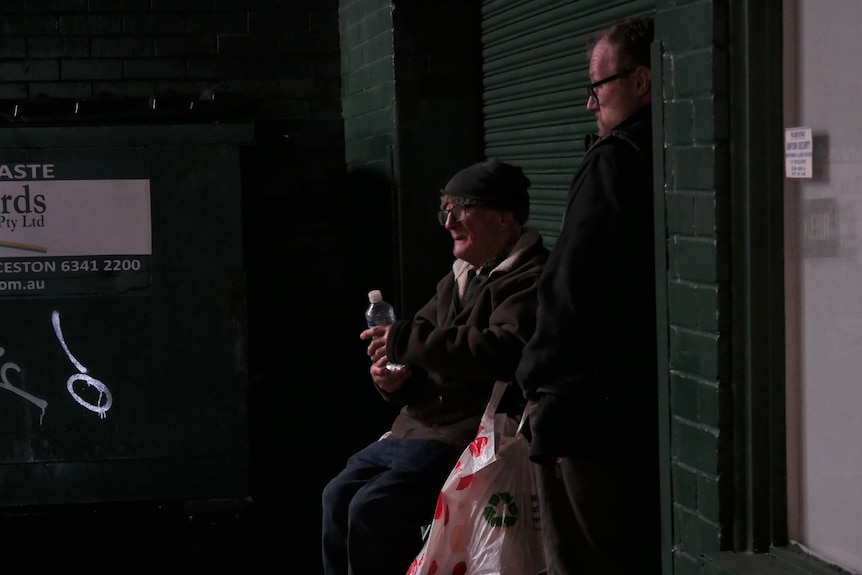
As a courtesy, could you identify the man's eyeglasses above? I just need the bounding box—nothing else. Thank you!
[586,69,634,105]
[437,204,475,226]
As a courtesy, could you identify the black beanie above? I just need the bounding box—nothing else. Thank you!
[441,158,531,224]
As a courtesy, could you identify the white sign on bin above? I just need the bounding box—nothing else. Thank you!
[785,127,813,178]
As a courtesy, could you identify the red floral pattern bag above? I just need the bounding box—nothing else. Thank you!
[406,381,546,575]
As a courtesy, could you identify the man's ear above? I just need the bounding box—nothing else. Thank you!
[498,210,516,230]
[635,66,652,97]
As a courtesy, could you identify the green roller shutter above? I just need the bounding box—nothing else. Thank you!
[481,0,654,247]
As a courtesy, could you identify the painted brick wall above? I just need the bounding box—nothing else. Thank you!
[340,0,396,172]
[656,1,734,574]
[0,5,349,568]
[338,0,481,315]
[390,0,482,314]
[0,1,341,115]
[337,0,399,320]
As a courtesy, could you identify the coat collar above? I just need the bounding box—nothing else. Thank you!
[452,227,542,297]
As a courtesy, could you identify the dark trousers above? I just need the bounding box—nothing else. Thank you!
[321,437,461,575]
[535,457,660,575]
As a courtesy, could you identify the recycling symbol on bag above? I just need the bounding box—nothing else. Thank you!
[482,491,519,527]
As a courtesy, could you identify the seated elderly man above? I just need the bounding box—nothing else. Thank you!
[321,158,549,575]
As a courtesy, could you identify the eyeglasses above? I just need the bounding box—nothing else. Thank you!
[586,69,634,105]
[437,204,475,226]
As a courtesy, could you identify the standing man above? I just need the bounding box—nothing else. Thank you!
[322,158,549,575]
[515,15,660,574]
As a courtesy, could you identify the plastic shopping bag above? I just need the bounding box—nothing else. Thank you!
[406,381,546,575]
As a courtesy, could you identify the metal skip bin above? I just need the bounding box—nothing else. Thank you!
[0,123,253,509]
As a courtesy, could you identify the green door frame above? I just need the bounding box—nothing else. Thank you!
[728,0,787,554]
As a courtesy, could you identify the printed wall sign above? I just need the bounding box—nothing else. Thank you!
[0,162,151,297]
[785,127,814,178]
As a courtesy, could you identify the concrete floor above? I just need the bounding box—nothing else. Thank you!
[0,499,308,569]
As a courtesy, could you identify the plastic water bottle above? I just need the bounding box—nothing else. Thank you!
[365,290,406,372]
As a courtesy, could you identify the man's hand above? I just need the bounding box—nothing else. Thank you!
[369,356,411,393]
[360,325,391,362]
[360,326,410,392]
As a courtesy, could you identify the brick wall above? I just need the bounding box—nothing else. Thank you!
[656,1,733,573]
[0,5,348,568]
[338,0,399,318]
[0,2,753,572]
[339,0,480,315]
[0,2,341,113]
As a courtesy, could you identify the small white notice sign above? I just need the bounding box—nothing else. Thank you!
[785,127,813,178]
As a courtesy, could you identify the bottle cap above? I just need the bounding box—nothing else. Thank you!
[368,290,382,303]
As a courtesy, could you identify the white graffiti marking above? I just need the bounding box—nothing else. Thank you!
[0,346,48,423]
[52,310,112,419]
